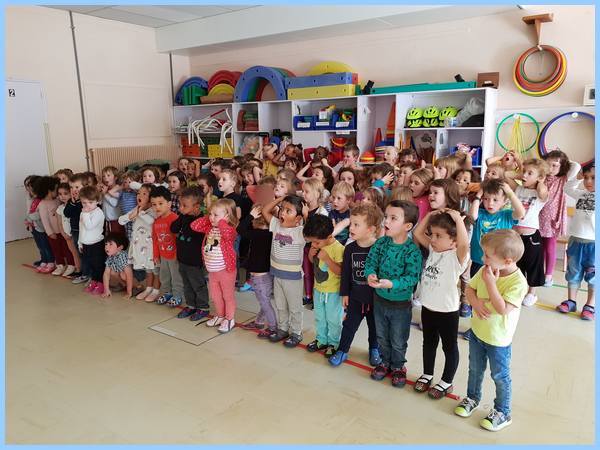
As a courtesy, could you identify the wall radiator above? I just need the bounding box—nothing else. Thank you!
[88,144,181,174]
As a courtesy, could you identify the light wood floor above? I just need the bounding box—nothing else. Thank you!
[5,239,594,444]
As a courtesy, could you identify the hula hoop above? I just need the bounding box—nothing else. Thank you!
[513,45,567,96]
[496,112,540,152]
[538,111,595,165]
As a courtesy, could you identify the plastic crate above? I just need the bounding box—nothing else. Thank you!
[293,115,316,130]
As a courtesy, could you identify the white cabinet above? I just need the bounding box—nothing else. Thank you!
[172,87,498,173]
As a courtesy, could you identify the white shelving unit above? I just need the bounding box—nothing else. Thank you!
[172,88,498,172]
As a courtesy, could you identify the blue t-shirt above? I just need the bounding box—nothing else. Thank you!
[470,208,517,265]
[329,209,350,244]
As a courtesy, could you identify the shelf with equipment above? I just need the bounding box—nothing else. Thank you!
[172,88,497,174]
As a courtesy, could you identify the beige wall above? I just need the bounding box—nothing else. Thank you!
[6,6,190,172]
[188,5,594,163]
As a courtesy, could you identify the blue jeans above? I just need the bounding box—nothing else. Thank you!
[31,230,54,263]
[566,237,595,290]
[467,332,512,416]
[373,298,412,369]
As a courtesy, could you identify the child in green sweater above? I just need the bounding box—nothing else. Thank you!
[365,200,423,387]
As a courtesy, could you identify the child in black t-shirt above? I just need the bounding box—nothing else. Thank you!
[329,203,384,367]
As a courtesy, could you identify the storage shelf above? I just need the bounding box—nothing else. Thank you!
[234,130,264,133]
[174,102,233,108]
[174,130,230,135]
[293,129,357,132]
[398,127,484,131]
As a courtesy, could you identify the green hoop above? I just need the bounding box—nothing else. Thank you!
[495,112,540,152]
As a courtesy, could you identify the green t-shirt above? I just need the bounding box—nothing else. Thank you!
[469,267,528,347]
[314,240,345,293]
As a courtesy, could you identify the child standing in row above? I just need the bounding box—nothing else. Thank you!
[191,198,239,333]
[262,195,306,347]
[171,187,211,321]
[557,163,595,320]
[303,214,345,357]
[329,203,383,367]
[118,184,160,302]
[365,200,422,387]
[237,205,276,336]
[78,186,106,295]
[56,182,80,277]
[412,209,469,399]
[150,186,184,307]
[454,229,527,432]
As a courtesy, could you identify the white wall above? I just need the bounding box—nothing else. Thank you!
[188,5,594,163]
[6,6,190,173]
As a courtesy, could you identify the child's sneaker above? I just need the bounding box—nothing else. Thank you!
[283,333,302,348]
[371,364,390,381]
[581,305,595,321]
[238,282,253,292]
[39,263,56,274]
[72,274,89,284]
[218,319,235,333]
[543,278,554,287]
[459,303,472,318]
[454,397,479,417]
[36,262,48,272]
[92,282,105,296]
[61,265,76,277]
[206,316,224,327]
[190,310,209,321]
[268,329,289,342]
[479,409,512,432]
[329,350,348,367]
[167,296,182,307]
[241,321,265,330]
[258,328,276,339]
[156,293,173,305]
[144,290,160,303]
[51,264,65,276]
[522,293,538,307]
[84,280,97,293]
[177,307,196,319]
[369,348,382,366]
[390,367,407,387]
[324,346,336,358]
[306,339,327,353]
[136,287,152,300]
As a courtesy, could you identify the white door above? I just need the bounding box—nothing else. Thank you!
[5,80,51,242]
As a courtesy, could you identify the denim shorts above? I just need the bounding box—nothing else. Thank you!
[566,237,595,289]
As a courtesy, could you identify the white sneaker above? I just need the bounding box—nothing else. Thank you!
[206,316,224,327]
[61,265,76,277]
[52,264,65,276]
[412,297,422,307]
[218,319,235,333]
[522,293,538,307]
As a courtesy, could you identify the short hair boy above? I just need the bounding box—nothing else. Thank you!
[170,187,210,321]
[329,203,384,367]
[469,179,525,277]
[150,186,184,307]
[364,200,423,387]
[303,214,345,357]
[454,229,527,432]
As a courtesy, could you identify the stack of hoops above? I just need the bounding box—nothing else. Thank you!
[513,45,568,97]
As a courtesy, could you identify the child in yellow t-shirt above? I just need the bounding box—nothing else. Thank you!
[454,229,527,432]
[303,213,345,358]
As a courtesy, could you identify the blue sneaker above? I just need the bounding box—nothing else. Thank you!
[369,347,382,366]
[329,350,348,367]
[460,303,472,318]
[177,307,196,318]
[190,310,209,321]
[157,293,173,305]
[462,328,472,341]
[239,282,253,292]
[167,296,183,307]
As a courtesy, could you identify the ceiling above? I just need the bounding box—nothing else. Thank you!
[47,5,259,28]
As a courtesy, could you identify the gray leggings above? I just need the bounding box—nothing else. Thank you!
[250,274,277,329]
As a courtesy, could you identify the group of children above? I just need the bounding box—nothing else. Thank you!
[24,141,595,432]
